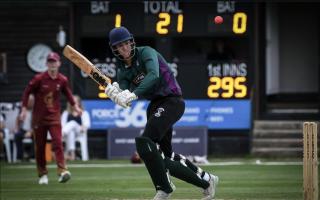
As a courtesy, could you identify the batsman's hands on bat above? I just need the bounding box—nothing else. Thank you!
[105,82,122,101]
[114,90,138,108]
[112,82,122,93]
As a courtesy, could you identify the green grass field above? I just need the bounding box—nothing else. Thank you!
[0,159,310,200]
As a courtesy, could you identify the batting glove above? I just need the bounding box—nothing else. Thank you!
[105,82,121,101]
[114,90,138,108]
[112,82,123,93]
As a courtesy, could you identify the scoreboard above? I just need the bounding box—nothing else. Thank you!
[76,1,253,102]
[82,1,252,37]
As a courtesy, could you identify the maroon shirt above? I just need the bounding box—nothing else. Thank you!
[22,72,75,126]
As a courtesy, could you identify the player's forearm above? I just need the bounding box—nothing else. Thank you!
[22,77,39,107]
[21,106,27,113]
[19,106,28,121]
[63,85,76,106]
[133,72,159,96]
[21,87,32,107]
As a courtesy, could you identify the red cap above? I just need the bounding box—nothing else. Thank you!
[47,52,60,62]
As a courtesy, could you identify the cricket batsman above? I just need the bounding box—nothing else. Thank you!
[105,26,219,200]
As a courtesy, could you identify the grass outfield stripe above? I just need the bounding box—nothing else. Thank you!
[3,161,302,169]
[1,161,303,199]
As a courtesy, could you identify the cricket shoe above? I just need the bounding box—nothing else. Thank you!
[58,171,71,183]
[153,184,176,200]
[202,174,219,200]
[38,175,48,185]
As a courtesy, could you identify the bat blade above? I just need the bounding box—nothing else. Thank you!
[63,45,111,86]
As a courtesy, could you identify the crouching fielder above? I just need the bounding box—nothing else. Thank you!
[105,26,219,200]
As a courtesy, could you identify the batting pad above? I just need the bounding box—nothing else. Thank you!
[164,157,209,189]
[135,137,174,193]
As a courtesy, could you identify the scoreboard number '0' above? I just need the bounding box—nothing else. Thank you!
[233,12,247,34]
[207,77,247,98]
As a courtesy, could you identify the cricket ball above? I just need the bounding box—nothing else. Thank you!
[214,16,223,24]
[131,152,142,164]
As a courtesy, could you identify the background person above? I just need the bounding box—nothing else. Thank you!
[61,95,90,161]
[20,52,82,185]
[0,113,6,160]
[14,94,34,161]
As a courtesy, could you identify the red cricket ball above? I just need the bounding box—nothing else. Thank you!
[214,16,223,24]
[131,152,142,164]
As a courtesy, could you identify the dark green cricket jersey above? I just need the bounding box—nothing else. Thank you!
[116,46,182,100]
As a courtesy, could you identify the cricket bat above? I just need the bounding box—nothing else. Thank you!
[63,45,111,87]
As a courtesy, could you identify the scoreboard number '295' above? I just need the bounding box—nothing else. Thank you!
[207,77,247,98]
[207,62,249,99]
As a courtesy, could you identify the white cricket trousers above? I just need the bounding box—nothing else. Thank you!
[62,120,81,151]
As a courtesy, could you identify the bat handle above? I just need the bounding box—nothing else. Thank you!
[103,82,112,88]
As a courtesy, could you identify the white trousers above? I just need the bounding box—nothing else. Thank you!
[62,121,81,151]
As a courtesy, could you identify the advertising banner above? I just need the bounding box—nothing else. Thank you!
[83,99,251,130]
[108,127,207,159]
